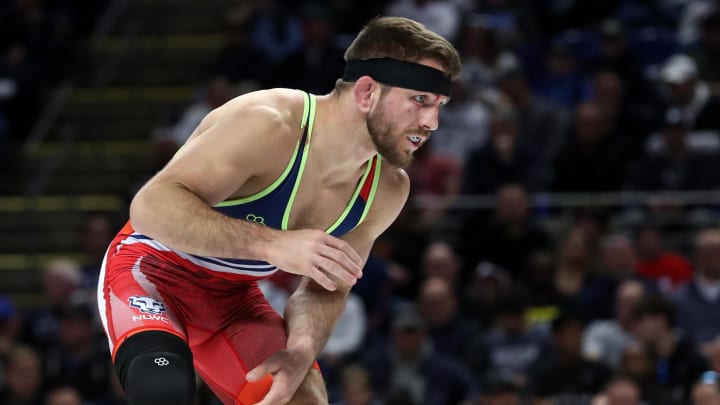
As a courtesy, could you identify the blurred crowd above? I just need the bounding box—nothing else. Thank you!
[0,0,110,172]
[3,0,720,404]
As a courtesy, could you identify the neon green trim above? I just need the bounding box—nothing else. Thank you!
[325,155,376,234]
[300,90,310,129]
[357,156,381,225]
[215,93,310,207]
[282,93,316,229]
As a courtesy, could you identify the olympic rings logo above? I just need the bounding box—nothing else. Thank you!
[154,357,170,366]
[245,214,265,225]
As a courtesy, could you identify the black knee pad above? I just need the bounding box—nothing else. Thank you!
[114,331,196,405]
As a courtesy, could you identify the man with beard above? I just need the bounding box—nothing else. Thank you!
[97,16,461,405]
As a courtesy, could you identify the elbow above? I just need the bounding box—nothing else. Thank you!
[128,186,156,236]
[128,192,147,234]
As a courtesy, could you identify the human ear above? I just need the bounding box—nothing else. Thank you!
[353,76,378,113]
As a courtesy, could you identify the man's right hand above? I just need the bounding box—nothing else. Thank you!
[262,229,363,291]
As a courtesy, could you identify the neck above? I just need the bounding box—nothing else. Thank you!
[310,92,378,182]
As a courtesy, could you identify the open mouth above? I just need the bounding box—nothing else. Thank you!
[407,135,422,148]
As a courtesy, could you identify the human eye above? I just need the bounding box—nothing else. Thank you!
[413,95,426,104]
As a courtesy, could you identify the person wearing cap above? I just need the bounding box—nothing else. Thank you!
[97,16,461,405]
[659,54,720,132]
[631,107,720,191]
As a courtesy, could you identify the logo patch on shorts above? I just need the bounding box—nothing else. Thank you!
[128,296,166,315]
[154,357,170,366]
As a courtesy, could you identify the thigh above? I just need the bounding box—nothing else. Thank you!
[187,283,288,405]
[98,242,188,360]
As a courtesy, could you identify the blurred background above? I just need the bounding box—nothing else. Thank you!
[1,0,720,404]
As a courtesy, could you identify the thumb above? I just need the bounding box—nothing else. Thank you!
[246,359,275,382]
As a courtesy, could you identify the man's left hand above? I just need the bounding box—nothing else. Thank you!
[246,348,314,405]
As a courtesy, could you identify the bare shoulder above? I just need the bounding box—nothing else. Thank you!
[216,88,305,139]
[154,88,309,205]
[364,159,410,232]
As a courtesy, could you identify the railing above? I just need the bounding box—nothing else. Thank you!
[412,190,720,211]
[22,0,134,196]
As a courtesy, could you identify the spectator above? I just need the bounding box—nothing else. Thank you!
[461,105,541,194]
[462,261,512,328]
[631,108,720,192]
[417,277,478,360]
[467,286,548,390]
[433,78,490,164]
[497,66,570,171]
[632,295,708,404]
[634,224,693,293]
[583,280,646,368]
[212,10,272,87]
[551,101,628,192]
[598,233,639,281]
[361,306,477,405]
[330,365,381,405]
[526,312,612,403]
[675,228,720,345]
[459,14,519,97]
[0,345,44,405]
[460,183,553,278]
[585,19,654,104]
[532,43,587,107]
[617,342,657,403]
[553,228,617,321]
[658,54,720,132]
[420,241,462,289]
[247,0,302,62]
[275,3,346,94]
[21,258,83,349]
[42,298,111,402]
[587,69,656,160]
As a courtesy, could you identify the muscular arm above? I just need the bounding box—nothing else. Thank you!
[283,165,410,361]
[129,93,293,259]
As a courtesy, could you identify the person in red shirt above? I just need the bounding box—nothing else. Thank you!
[635,224,692,292]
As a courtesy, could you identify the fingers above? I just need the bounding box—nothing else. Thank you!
[306,265,337,291]
[246,359,276,383]
[321,235,363,272]
[315,256,357,287]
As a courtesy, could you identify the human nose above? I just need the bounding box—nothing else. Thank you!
[419,106,439,131]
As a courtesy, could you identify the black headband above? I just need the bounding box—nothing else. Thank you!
[343,57,453,97]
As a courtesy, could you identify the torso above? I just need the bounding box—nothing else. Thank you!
[199,90,381,236]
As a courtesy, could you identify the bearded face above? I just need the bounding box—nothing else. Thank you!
[367,108,413,168]
[366,90,417,168]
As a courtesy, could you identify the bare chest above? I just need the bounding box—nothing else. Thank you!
[286,175,360,231]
